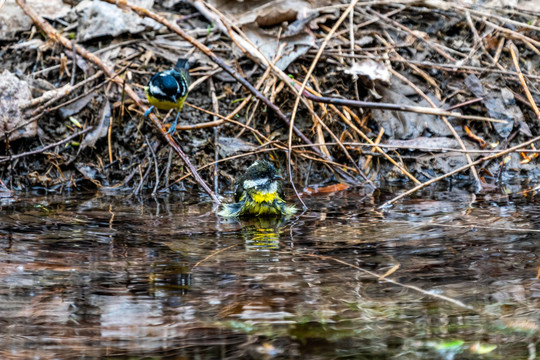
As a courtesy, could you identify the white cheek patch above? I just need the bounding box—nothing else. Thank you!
[243,178,269,189]
[149,82,167,97]
[260,182,278,194]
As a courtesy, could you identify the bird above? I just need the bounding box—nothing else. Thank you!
[218,160,297,217]
[144,58,191,134]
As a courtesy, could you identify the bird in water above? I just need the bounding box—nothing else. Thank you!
[218,160,297,218]
[144,58,190,134]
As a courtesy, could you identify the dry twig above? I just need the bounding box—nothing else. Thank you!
[302,88,506,123]
[100,0,322,159]
[287,0,362,209]
[380,135,540,208]
[508,41,540,123]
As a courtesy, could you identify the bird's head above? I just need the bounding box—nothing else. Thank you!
[241,160,283,194]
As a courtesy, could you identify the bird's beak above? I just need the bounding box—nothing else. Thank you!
[273,174,283,180]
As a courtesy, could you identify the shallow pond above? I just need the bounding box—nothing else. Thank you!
[0,187,538,359]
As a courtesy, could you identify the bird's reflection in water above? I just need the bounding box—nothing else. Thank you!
[239,217,289,259]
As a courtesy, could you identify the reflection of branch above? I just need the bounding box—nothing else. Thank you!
[302,253,477,312]
[193,244,239,269]
[15,0,220,205]
[0,127,93,164]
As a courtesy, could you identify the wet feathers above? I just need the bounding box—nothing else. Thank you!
[219,160,297,218]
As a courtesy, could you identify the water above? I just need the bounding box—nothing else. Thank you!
[0,189,538,359]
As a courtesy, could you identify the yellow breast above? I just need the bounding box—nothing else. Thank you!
[148,97,178,110]
[251,191,278,203]
[145,88,187,111]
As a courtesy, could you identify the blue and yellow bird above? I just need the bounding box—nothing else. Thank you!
[144,58,191,134]
[218,160,297,218]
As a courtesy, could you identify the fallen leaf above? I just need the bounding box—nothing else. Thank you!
[302,183,349,196]
[0,0,70,40]
[69,0,161,41]
[344,59,391,85]
[469,342,497,355]
[384,137,466,150]
[243,23,314,70]
[58,93,95,120]
[0,70,35,141]
[372,80,449,139]
[206,0,328,70]
[465,75,519,138]
[218,137,257,157]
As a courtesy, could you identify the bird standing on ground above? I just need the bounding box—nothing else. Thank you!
[144,58,191,134]
[218,160,297,217]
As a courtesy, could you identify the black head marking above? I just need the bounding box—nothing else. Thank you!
[244,160,278,182]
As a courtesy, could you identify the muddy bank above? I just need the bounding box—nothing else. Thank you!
[0,1,539,202]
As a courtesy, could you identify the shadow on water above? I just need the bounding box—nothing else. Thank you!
[0,187,538,359]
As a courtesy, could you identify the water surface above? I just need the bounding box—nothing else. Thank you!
[0,188,538,359]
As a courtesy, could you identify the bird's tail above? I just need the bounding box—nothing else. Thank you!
[218,201,244,217]
[174,58,190,71]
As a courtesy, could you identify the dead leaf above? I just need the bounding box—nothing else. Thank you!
[58,93,95,120]
[383,137,474,150]
[243,23,314,70]
[464,74,484,98]
[302,183,350,196]
[0,0,70,40]
[69,0,161,41]
[75,164,101,187]
[465,75,518,139]
[0,70,35,141]
[206,0,328,70]
[207,0,325,27]
[372,83,448,139]
[344,60,391,85]
[218,136,257,157]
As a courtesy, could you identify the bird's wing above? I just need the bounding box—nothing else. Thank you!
[277,180,286,200]
[234,174,246,202]
[170,70,190,98]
